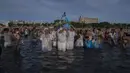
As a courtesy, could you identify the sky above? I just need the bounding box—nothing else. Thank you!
[0,0,130,23]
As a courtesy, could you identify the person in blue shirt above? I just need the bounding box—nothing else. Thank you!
[84,35,94,49]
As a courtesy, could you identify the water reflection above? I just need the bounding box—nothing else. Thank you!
[19,39,42,73]
[0,38,130,73]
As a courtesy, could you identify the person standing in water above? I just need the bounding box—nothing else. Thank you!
[57,28,67,52]
[40,28,53,52]
[75,30,84,47]
[109,29,117,46]
[96,29,104,49]
[3,28,12,48]
[66,28,76,50]
[24,28,29,38]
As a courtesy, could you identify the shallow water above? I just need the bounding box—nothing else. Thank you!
[0,38,130,73]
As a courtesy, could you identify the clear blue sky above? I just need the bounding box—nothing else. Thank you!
[0,0,130,23]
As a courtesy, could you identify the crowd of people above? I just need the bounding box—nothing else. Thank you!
[0,26,129,58]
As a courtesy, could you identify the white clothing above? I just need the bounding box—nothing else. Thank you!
[40,33,52,52]
[4,33,12,47]
[75,34,83,47]
[51,31,57,47]
[53,41,56,47]
[109,33,116,39]
[25,29,28,35]
[58,31,67,42]
[109,32,117,44]
[66,41,74,50]
[58,41,66,52]
[4,42,11,48]
[66,31,75,50]
[57,31,67,52]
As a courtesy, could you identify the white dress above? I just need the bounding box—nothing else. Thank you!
[75,34,83,47]
[66,31,75,50]
[4,33,12,48]
[51,31,57,47]
[40,33,52,52]
[57,31,67,52]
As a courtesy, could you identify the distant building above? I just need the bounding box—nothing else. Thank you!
[79,16,98,24]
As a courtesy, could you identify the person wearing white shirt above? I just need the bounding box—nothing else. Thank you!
[66,29,75,50]
[109,29,117,45]
[57,28,67,52]
[40,28,52,52]
[75,30,84,47]
[3,28,12,48]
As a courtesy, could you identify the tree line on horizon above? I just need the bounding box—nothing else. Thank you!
[0,20,130,28]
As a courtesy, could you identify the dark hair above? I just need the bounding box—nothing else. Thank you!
[85,36,89,39]
[3,28,9,32]
[98,28,101,31]
[120,28,123,31]
[93,28,95,32]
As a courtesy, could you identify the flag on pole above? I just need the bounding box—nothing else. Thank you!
[62,12,66,18]
[65,17,69,23]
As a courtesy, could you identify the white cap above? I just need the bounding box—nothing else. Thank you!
[44,28,48,30]
[49,27,54,28]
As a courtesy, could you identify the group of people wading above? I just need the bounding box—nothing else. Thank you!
[0,26,129,58]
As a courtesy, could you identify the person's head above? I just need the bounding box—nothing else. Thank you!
[85,35,89,39]
[63,28,66,31]
[69,28,74,31]
[111,29,115,33]
[98,28,101,31]
[120,28,123,31]
[45,29,49,34]
[79,29,83,34]
[59,29,64,33]
[3,28,9,33]
[93,28,96,32]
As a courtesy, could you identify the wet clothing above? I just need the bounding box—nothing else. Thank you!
[30,30,38,39]
[3,32,12,48]
[40,33,52,52]
[75,34,83,47]
[84,39,94,49]
[66,31,75,50]
[57,30,67,52]
[109,32,117,45]
[51,31,56,47]
[24,29,29,38]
